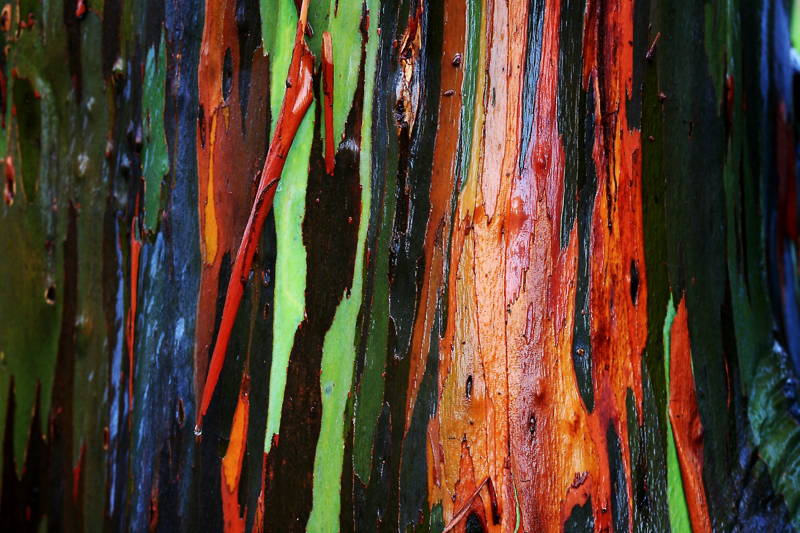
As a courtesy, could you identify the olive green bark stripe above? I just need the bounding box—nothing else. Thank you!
[351,153,394,481]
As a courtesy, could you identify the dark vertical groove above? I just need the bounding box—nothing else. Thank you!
[196,250,237,533]
[48,203,80,533]
[556,0,583,248]
[607,423,629,533]
[626,0,649,129]
[399,313,440,529]
[63,0,83,102]
[101,0,122,78]
[242,212,276,533]
[395,0,444,528]
[558,0,595,413]
[235,0,263,130]
[353,1,408,529]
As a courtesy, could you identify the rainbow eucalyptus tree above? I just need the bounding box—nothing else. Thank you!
[0,0,799,531]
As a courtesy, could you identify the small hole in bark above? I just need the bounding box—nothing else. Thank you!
[45,285,56,305]
[630,260,639,305]
[465,512,485,533]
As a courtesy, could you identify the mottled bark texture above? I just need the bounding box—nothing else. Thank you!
[0,0,799,532]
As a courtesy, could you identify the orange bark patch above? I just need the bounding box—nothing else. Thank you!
[426,0,649,531]
[221,374,251,533]
[194,0,271,405]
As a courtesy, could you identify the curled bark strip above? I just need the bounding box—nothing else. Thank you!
[322,31,335,175]
[196,0,315,434]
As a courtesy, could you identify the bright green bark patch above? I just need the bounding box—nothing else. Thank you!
[262,0,314,452]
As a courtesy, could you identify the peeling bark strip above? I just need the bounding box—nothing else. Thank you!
[196,0,315,432]
[0,0,799,531]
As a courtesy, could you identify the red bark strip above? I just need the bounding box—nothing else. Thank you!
[127,196,141,411]
[669,297,712,533]
[322,31,335,175]
[196,0,315,433]
[194,0,271,407]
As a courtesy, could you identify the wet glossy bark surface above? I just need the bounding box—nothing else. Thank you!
[0,0,799,532]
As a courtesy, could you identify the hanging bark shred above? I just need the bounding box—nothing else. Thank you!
[196,0,315,433]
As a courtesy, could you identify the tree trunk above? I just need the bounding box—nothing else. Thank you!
[0,0,798,531]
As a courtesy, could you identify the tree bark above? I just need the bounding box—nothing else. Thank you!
[0,0,798,532]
